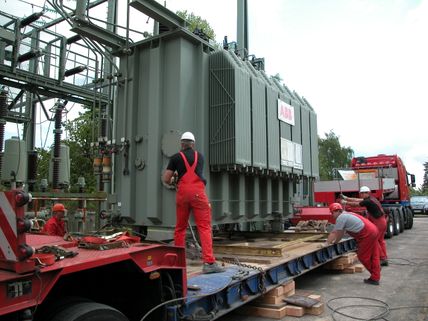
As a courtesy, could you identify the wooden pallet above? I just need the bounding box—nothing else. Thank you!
[236,280,325,319]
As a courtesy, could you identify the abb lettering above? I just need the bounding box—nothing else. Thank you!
[277,99,295,126]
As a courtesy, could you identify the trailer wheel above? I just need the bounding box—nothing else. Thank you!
[385,212,394,239]
[392,209,400,235]
[398,208,405,233]
[50,302,129,321]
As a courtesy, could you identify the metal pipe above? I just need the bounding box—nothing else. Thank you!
[237,0,249,57]
[122,0,131,151]
[74,0,87,21]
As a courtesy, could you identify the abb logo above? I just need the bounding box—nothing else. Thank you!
[277,99,295,126]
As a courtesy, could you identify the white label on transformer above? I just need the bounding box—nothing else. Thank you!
[277,99,295,126]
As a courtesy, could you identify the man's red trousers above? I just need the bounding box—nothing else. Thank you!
[348,214,381,281]
[174,152,215,263]
[368,214,388,260]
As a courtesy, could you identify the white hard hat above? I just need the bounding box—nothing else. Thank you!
[181,131,195,142]
[359,186,371,193]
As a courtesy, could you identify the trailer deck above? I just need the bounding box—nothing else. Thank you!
[0,231,356,320]
[182,232,357,321]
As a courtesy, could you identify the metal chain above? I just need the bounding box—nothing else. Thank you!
[221,257,267,293]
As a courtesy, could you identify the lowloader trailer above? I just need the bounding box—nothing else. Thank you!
[0,190,357,321]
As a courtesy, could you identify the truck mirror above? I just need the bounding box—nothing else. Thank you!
[410,174,416,187]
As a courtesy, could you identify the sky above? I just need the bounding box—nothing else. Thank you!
[2,0,428,187]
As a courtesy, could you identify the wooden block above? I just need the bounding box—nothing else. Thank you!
[237,305,287,319]
[295,289,314,297]
[334,257,352,265]
[283,288,295,297]
[343,266,356,273]
[354,263,364,272]
[251,302,287,309]
[306,302,325,315]
[285,305,305,317]
[282,280,295,293]
[266,285,284,297]
[324,263,345,270]
[256,294,285,305]
[308,294,321,302]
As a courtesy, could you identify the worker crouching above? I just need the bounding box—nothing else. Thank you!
[42,203,66,237]
[324,203,381,285]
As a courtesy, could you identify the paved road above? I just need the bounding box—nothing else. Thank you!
[218,217,428,321]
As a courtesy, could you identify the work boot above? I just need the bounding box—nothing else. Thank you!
[363,278,380,286]
[380,259,389,266]
[202,262,225,274]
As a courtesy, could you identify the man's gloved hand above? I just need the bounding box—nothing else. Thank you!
[340,199,347,205]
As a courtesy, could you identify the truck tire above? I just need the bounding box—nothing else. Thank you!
[407,209,414,229]
[403,208,410,229]
[392,209,400,235]
[398,208,405,233]
[50,302,129,321]
[385,212,394,239]
[41,296,92,321]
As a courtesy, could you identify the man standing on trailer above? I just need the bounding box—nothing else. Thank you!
[323,203,381,285]
[340,186,388,266]
[42,203,67,237]
[163,132,224,274]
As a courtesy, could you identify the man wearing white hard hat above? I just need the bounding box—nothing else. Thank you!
[163,132,224,274]
[341,186,388,266]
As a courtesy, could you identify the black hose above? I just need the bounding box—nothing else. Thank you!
[327,296,390,320]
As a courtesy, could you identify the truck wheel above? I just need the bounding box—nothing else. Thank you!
[407,209,414,229]
[392,209,400,235]
[398,208,405,233]
[385,213,394,239]
[50,302,129,321]
[41,296,92,321]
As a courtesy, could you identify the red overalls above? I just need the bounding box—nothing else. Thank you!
[346,213,381,282]
[366,196,388,260]
[174,151,215,264]
[42,216,66,237]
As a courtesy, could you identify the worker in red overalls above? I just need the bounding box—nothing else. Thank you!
[163,132,224,274]
[341,186,388,266]
[323,203,381,285]
[42,203,66,237]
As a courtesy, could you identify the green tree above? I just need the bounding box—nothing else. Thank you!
[318,130,354,180]
[33,107,98,193]
[35,147,50,186]
[423,161,428,192]
[63,108,98,192]
[176,10,215,40]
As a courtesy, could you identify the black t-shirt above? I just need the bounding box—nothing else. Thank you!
[359,196,384,218]
[166,148,207,185]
